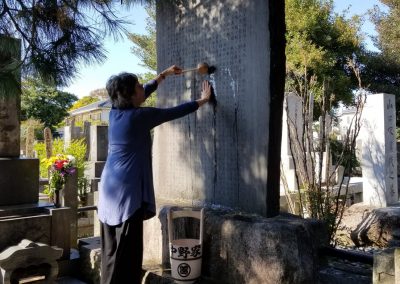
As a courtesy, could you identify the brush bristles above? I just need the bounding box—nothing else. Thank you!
[208,66,216,74]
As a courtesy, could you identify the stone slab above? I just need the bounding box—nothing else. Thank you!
[84,162,105,179]
[0,215,51,253]
[89,125,108,162]
[78,237,101,284]
[49,207,72,260]
[0,201,52,218]
[0,158,39,206]
[89,178,101,192]
[64,126,81,141]
[373,248,395,284]
[62,173,78,249]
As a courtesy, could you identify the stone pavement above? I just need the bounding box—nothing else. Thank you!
[56,276,87,284]
[318,255,372,284]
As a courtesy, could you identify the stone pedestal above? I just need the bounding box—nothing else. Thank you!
[361,93,398,207]
[0,208,51,253]
[0,203,73,263]
[373,247,395,284]
[62,173,78,249]
[49,207,72,260]
[0,158,39,206]
[142,203,329,283]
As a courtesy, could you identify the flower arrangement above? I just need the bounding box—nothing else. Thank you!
[43,154,76,194]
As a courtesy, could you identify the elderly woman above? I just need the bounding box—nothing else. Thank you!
[98,65,211,284]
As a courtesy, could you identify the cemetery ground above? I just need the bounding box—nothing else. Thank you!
[4,102,400,283]
[2,1,400,283]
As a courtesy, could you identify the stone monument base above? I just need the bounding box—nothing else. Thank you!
[141,200,329,284]
[88,199,329,283]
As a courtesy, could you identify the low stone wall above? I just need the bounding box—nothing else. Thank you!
[82,203,329,284]
[335,204,400,248]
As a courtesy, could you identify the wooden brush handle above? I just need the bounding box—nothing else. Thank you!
[181,67,198,73]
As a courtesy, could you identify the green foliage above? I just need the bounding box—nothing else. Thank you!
[0,36,21,97]
[139,72,157,107]
[34,138,89,198]
[70,96,100,111]
[285,0,363,106]
[0,1,153,86]
[371,0,400,64]
[330,138,360,175]
[358,52,400,126]
[128,4,157,107]
[362,1,400,126]
[127,4,156,72]
[21,78,78,129]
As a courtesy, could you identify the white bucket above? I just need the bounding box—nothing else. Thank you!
[170,238,202,283]
[168,208,204,284]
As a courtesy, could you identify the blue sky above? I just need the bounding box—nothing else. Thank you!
[62,4,148,98]
[63,1,387,98]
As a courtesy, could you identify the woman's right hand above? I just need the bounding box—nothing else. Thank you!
[161,65,182,76]
[197,81,212,107]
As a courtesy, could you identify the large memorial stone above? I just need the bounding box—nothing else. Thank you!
[361,93,398,207]
[0,37,39,206]
[153,0,281,216]
[0,37,21,158]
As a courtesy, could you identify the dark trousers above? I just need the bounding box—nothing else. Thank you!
[100,210,144,284]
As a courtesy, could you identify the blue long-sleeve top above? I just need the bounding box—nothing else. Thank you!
[98,80,199,225]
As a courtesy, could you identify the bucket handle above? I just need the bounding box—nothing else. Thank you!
[168,208,204,244]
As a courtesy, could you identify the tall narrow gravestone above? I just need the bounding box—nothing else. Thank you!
[0,36,38,206]
[281,93,304,192]
[361,93,398,207]
[153,0,284,216]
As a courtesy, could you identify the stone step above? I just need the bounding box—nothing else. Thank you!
[318,267,372,284]
[142,266,218,284]
[317,256,372,284]
[55,276,87,284]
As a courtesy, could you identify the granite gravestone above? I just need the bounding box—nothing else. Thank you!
[361,93,398,207]
[153,0,283,216]
[280,93,303,192]
[0,36,38,206]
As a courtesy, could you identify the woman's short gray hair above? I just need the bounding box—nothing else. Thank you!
[106,72,139,109]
